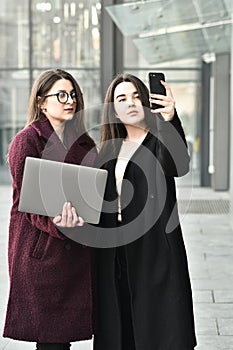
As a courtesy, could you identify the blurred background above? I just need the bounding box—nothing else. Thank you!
[1,2,233,349]
[0,0,232,209]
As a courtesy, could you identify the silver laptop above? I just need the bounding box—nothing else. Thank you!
[18,157,108,224]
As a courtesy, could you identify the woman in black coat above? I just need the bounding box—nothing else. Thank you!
[94,73,197,350]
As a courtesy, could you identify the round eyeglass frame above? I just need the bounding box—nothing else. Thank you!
[43,91,77,104]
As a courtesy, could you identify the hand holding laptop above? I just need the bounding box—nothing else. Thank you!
[18,157,108,224]
[53,202,85,227]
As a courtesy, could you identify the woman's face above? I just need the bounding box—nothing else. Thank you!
[113,81,146,128]
[40,78,77,129]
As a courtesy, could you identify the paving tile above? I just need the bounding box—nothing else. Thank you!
[0,337,11,350]
[189,267,210,280]
[192,277,233,290]
[214,290,233,303]
[195,317,218,335]
[3,339,36,350]
[196,335,233,349]
[193,290,213,303]
[217,319,233,336]
[1,339,93,350]
[194,303,233,319]
[71,339,93,349]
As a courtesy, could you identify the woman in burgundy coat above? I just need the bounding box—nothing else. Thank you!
[3,69,97,350]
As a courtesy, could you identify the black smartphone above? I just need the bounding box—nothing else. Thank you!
[149,72,166,109]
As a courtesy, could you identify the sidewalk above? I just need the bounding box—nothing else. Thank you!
[1,185,233,349]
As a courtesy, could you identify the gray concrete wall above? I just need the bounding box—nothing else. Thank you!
[212,53,231,191]
[230,23,233,228]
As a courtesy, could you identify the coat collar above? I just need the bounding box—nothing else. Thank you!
[30,117,95,164]
[30,117,92,147]
[31,117,54,141]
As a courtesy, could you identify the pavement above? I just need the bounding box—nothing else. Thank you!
[0,184,233,350]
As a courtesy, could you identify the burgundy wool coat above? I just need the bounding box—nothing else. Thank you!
[3,117,97,343]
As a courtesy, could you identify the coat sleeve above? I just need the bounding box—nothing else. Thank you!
[156,111,190,177]
[8,129,65,240]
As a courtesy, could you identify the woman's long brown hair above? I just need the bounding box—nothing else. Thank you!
[26,68,86,136]
[99,73,156,158]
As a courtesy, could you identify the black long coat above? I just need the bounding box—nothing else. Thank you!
[94,114,197,350]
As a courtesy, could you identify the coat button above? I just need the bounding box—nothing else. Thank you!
[64,242,72,251]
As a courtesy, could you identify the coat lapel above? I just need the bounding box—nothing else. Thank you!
[31,117,67,161]
[30,118,96,165]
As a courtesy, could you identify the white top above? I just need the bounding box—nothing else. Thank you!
[115,134,147,221]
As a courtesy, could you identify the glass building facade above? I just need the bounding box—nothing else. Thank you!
[1,0,229,187]
[0,0,101,183]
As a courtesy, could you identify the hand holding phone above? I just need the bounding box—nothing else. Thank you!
[149,72,166,110]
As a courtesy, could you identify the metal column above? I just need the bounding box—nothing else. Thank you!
[100,0,124,101]
[212,53,230,191]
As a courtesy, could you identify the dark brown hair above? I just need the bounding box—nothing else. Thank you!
[99,73,155,157]
[26,68,86,135]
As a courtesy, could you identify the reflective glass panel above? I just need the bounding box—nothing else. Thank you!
[32,0,101,68]
[133,24,232,64]
[106,0,233,37]
[0,0,29,68]
[0,0,102,184]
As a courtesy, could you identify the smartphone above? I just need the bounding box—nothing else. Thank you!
[149,72,166,109]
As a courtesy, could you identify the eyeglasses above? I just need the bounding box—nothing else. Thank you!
[43,91,77,104]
